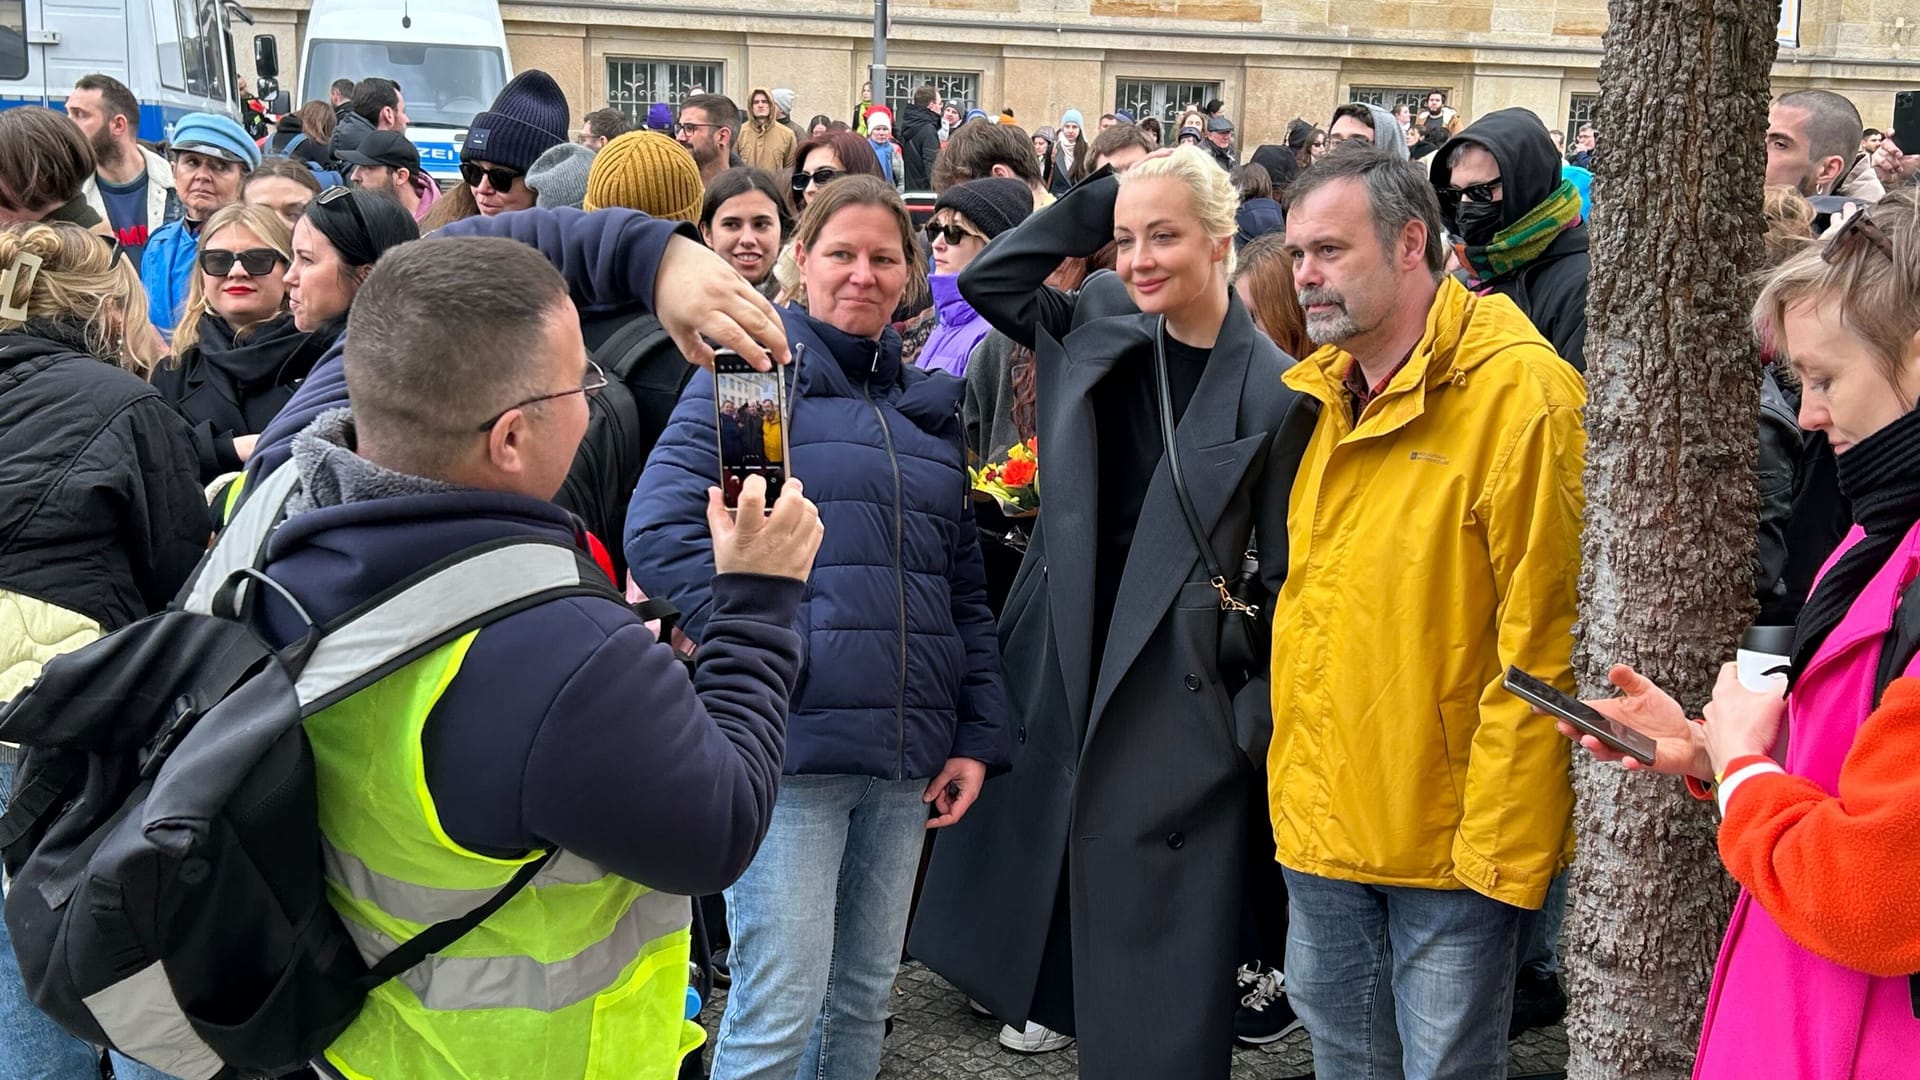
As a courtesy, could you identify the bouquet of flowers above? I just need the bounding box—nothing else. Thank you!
[969,437,1039,517]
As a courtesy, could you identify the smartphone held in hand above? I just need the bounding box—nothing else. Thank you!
[713,349,792,511]
[1503,666,1660,767]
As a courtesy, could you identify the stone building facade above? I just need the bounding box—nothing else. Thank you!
[246,0,1920,152]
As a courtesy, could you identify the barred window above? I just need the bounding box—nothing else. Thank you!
[1114,79,1221,127]
[1568,93,1600,136]
[606,58,723,128]
[885,70,977,116]
[1350,86,1438,112]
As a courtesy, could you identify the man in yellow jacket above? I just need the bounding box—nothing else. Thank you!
[738,88,796,175]
[1270,149,1585,1078]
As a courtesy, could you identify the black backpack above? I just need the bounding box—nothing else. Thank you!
[0,464,612,1077]
[557,310,697,582]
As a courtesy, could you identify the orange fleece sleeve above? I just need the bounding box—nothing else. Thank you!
[1717,676,1920,977]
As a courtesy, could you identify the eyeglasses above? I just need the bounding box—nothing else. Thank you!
[458,162,522,192]
[1823,209,1895,266]
[924,222,984,246]
[675,121,719,135]
[199,247,285,276]
[792,167,840,193]
[475,359,609,432]
[1437,178,1503,204]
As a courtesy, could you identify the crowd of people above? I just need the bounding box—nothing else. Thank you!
[0,58,1917,1080]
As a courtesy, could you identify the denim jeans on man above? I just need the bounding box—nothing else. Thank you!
[1517,872,1568,978]
[1282,867,1524,1080]
[709,775,927,1080]
[0,759,180,1080]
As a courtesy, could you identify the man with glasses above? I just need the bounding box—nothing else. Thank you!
[1325,103,1410,162]
[141,112,259,335]
[462,69,572,216]
[242,236,822,1079]
[678,93,742,186]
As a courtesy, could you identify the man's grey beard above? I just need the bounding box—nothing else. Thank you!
[1299,287,1360,344]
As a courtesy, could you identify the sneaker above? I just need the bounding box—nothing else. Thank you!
[1508,967,1568,1040]
[999,1020,1074,1053]
[1233,963,1304,1048]
[710,945,731,988]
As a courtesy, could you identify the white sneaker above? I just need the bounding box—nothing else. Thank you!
[999,1020,1074,1053]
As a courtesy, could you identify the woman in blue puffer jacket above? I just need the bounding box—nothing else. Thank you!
[626,174,1012,1080]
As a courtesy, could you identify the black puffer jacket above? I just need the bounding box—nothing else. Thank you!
[0,327,208,691]
[151,314,339,481]
[1432,107,1591,371]
[897,103,942,191]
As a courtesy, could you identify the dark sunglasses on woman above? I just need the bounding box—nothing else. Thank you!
[923,222,983,246]
[460,162,523,191]
[198,248,285,276]
[791,167,841,193]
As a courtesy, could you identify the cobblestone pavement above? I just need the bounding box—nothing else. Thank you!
[699,961,1569,1078]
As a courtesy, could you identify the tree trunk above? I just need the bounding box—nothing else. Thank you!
[1563,1,1780,1078]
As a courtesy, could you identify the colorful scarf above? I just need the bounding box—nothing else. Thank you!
[1454,178,1583,287]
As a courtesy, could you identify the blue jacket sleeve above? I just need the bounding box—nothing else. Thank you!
[946,474,1013,773]
[249,338,348,480]
[625,369,724,641]
[436,207,701,315]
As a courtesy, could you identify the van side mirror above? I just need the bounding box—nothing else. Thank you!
[269,90,291,115]
[253,34,278,80]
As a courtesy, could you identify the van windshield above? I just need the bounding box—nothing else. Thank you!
[302,40,506,128]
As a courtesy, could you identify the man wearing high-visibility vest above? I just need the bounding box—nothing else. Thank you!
[244,235,822,1079]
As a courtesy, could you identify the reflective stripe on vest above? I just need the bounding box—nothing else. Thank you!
[310,632,701,1077]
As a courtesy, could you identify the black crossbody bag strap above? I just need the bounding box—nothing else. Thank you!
[358,849,558,989]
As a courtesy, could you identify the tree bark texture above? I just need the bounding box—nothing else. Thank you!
[1565,1,1780,1078]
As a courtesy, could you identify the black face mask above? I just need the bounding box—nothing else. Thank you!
[1454,199,1505,247]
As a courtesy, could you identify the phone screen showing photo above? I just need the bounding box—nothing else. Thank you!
[713,357,790,510]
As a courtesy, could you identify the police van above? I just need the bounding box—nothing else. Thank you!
[0,0,258,141]
[297,0,512,185]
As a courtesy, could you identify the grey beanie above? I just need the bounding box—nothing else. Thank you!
[528,142,596,209]
[772,88,796,116]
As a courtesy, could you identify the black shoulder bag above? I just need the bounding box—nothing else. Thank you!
[1153,318,1268,691]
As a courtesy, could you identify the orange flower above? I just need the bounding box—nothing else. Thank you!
[1001,458,1037,488]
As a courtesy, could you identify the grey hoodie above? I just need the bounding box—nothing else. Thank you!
[1337,103,1410,161]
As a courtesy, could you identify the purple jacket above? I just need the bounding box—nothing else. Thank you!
[917,273,991,378]
[1693,520,1920,1080]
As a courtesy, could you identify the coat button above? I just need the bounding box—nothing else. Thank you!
[1166,832,1185,850]
[1017,725,1028,744]
[1184,673,1202,691]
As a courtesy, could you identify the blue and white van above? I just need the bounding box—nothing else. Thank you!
[0,0,250,141]
[298,0,512,184]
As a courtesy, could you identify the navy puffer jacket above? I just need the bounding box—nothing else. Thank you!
[626,306,1012,781]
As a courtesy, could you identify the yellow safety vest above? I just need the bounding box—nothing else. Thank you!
[308,632,705,1079]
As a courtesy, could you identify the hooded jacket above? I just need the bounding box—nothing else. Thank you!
[897,101,943,191]
[140,217,201,336]
[0,327,207,700]
[1431,107,1591,371]
[151,313,340,480]
[1235,196,1284,248]
[917,273,992,377]
[1269,277,1587,910]
[1356,104,1410,161]
[626,306,1013,781]
[738,87,798,174]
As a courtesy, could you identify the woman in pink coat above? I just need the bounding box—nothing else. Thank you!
[1569,191,1920,1079]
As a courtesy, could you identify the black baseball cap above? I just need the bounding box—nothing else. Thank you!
[338,130,421,173]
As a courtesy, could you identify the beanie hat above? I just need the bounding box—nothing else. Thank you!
[170,112,262,169]
[528,141,596,209]
[646,102,674,133]
[1114,110,1135,125]
[772,88,796,117]
[462,70,570,173]
[584,130,702,221]
[999,108,1016,123]
[933,177,1034,241]
[1061,108,1085,129]
[866,105,894,131]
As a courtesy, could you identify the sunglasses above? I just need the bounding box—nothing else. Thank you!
[315,185,372,240]
[924,222,983,246]
[1438,178,1503,204]
[459,162,522,191]
[1823,209,1895,266]
[792,167,841,193]
[199,247,285,276]
[475,359,610,432]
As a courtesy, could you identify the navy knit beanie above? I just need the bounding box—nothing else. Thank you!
[462,70,570,173]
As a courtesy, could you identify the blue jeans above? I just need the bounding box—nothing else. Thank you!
[1282,868,1524,1080]
[1517,872,1568,978]
[710,775,927,1080]
[0,760,176,1080]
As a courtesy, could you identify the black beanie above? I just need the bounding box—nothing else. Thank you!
[462,70,570,173]
[933,177,1034,241]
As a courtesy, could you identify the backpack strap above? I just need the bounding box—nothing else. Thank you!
[356,848,558,991]
[1873,577,1920,709]
[180,463,303,616]
[292,536,616,715]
